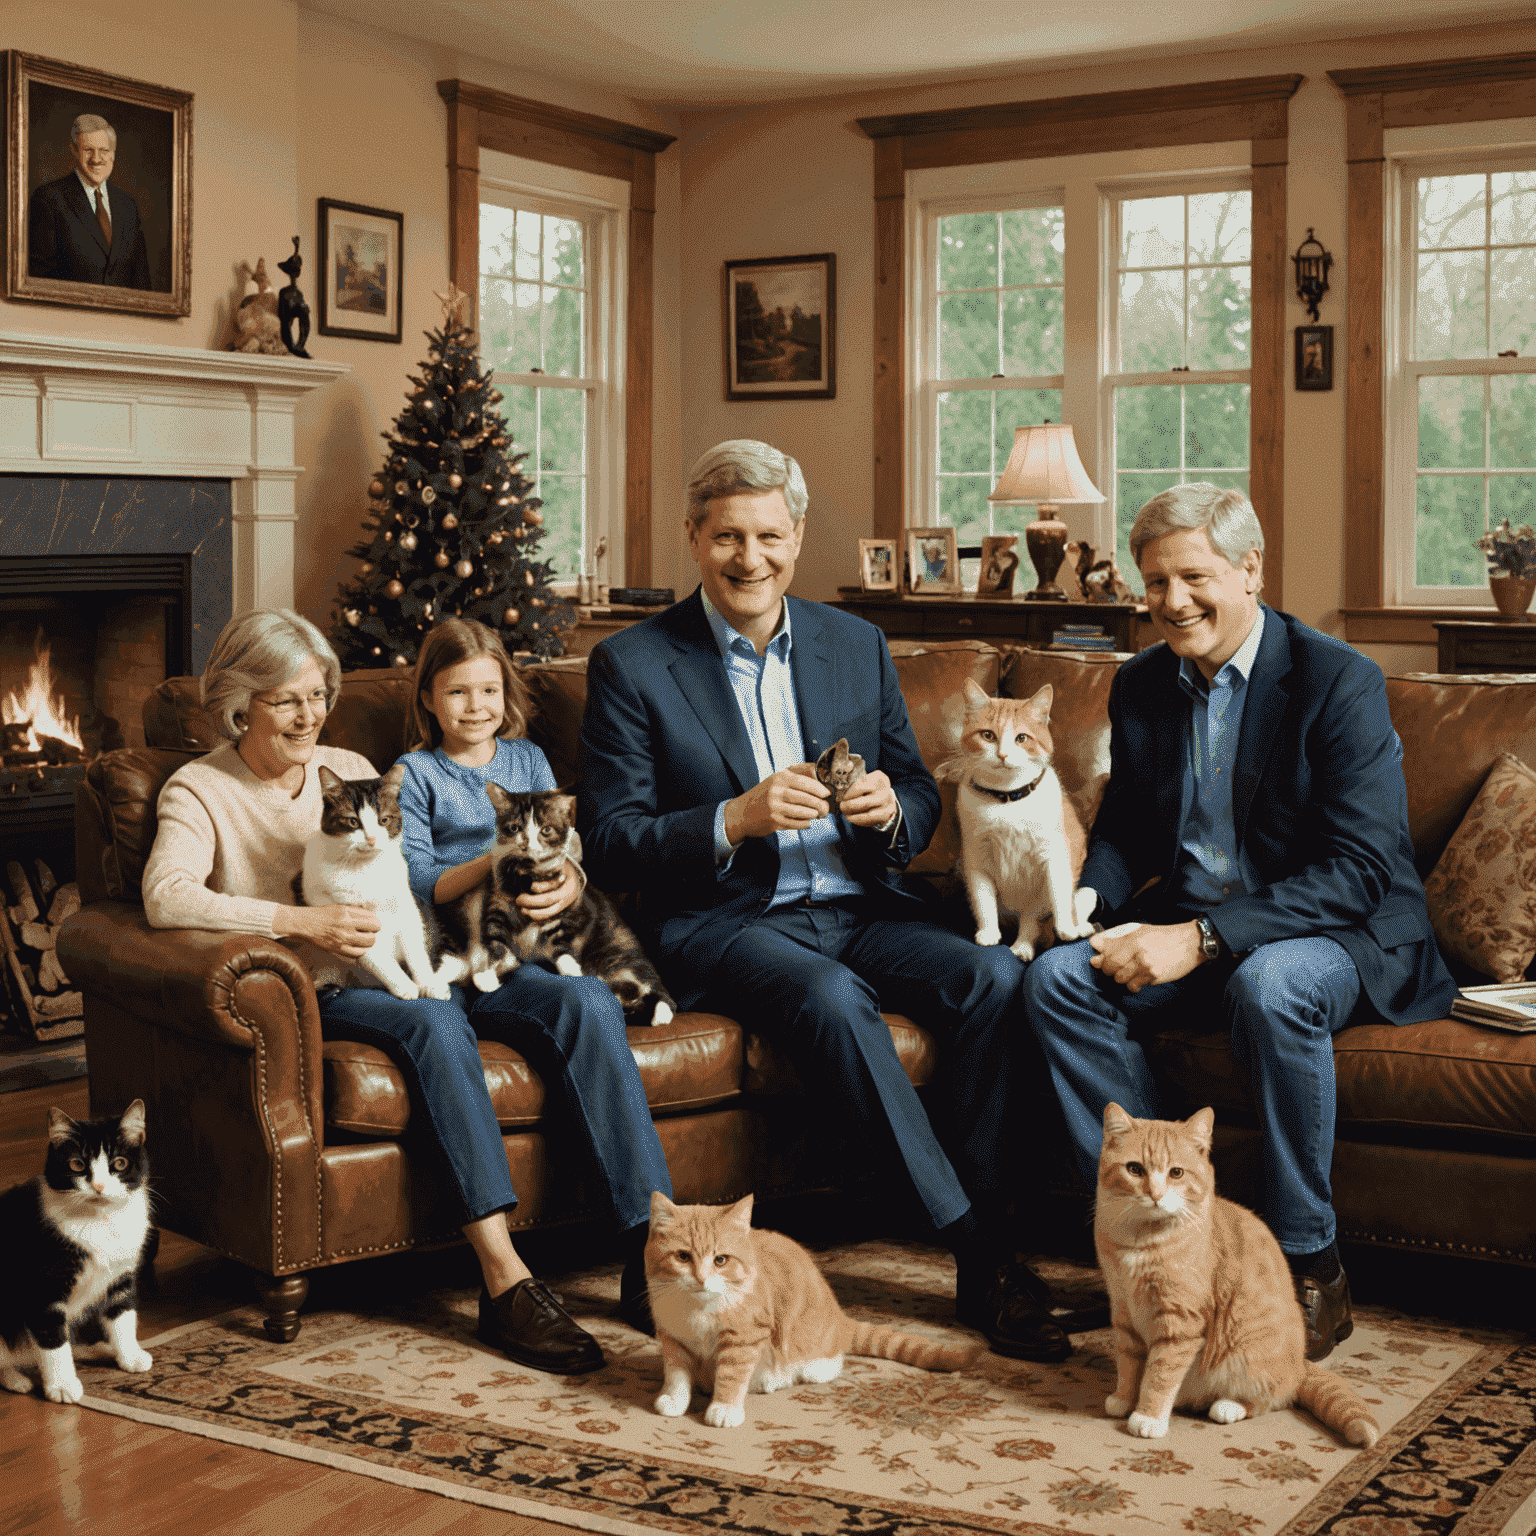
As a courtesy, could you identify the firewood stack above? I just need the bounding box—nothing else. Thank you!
[1,859,82,1040]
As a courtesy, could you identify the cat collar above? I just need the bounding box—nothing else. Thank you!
[968,777,1041,804]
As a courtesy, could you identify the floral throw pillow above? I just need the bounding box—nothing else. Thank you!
[1423,752,1536,982]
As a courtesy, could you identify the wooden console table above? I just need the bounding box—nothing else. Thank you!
[1434,618,1536,674]
[831,590,1144,651]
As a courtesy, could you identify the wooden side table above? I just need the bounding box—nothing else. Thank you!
[1433,619,1536,674]
[829,590,1144,651]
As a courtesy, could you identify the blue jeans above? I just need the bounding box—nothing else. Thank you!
[1023,934,1360,1254]
[318,966,673,1230]
[702,900,1027,1231]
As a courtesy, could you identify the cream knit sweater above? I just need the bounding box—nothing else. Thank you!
[142,740,377,935]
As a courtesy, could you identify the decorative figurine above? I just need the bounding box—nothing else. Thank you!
[277,236,311,358]
[228,258,284,354]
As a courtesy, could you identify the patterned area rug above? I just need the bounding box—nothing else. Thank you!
[75,1241,1535,1536]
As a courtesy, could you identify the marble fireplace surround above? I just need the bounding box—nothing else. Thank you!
[0,333,346,616]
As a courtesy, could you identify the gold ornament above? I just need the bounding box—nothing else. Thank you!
[368,479,384,497]
[503,606,520,625]
[524,507,543,525]
[392,654,410,667]
[394,480,408,495]
[385,578,405,598]
[525,571,534,586]
[442,513,458,530]
[448,473,462,489]
[343,608,361,626]
[473,587,483,596]
[399,531,418,552]
[435,550,451,568]
[360,561,374,574]
[384,531,393,542]
[489,533,504,545]
[455,559,474,578]
[421,486,436,504]
[372,646,383,655]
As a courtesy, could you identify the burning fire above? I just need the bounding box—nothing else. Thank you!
[1,634,84,754]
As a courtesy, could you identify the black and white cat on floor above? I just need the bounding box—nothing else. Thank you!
[0,1100,154,1403]
[437,785,676,1025]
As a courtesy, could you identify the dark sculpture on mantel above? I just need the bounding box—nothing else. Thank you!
[277,236,311,358]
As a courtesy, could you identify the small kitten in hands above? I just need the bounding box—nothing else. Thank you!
[815,737,866,814]
[934,680,1096,960]
[437,786,675,1024]
[1096,1103,1378,1446]
[297,765,454,1000]
[647,1192,977,1428]
[1,1101,155,1404]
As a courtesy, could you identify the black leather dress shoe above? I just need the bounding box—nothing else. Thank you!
[1295,1268,1354,1362]
[478,1279,606,1374]
[955,1259,1073,1363]
[617,1259,655,1336]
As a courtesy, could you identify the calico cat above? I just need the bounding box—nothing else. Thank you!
[1095,1103,1379,1447]
[934,679,1096,960]
[815,737,866,813]
[0,1100,154,1404]
[296,765,455,1001]
[647,1192,977,1428]
[436,785,675,1025]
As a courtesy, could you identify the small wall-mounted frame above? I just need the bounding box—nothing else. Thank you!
[724,251,835,400]
[859,537,898,592]
[318,197,403,343]
[906,526,961,595]
[1295,324,1333,391]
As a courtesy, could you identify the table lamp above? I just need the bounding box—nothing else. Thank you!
[987,422,1106,600]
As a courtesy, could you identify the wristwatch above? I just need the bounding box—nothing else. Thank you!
[1194,914,1223,962]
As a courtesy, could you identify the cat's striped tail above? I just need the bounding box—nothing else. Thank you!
[846,1322,979,1372]
[1296,1365,1380,1448]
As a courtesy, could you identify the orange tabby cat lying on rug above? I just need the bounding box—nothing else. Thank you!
[645,1192,978,1428]
[1095,1104,1379,1447]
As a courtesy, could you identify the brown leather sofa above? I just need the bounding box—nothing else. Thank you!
[60,640,1536,1341]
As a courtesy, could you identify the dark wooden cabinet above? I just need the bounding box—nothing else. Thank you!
[830,590,1144,651]
[1434,618,1536,674]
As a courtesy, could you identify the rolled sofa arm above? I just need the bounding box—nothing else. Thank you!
[58,902,328,1274]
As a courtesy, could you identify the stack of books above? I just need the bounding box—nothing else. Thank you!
[1047,624,1118,653]
[1450,982,1536,1033]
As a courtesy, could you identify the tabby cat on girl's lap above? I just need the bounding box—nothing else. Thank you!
[0,1100,154,1404]
[646,1192,977,1428]
[1095,1103,1378,1446]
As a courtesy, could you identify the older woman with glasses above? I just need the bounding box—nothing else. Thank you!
[140,609,611,1376]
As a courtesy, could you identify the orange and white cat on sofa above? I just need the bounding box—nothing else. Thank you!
[1095,1103,1378,1447]
[645,1192,976,1428]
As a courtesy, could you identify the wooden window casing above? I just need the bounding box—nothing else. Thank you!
[858,74,1300,609]
[438,80,675,586]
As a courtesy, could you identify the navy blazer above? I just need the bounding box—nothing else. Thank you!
[28,175,152,289]
[578,590,941,1008]
[1084,606,1456,1026]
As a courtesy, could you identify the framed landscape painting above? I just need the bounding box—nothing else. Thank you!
[724,252,835,400]
[318,197,402,343]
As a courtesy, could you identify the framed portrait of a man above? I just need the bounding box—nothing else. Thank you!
[6,52,192,317]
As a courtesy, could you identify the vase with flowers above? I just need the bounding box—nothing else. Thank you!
[1478,520,1536,620]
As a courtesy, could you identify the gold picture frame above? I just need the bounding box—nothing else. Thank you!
[859,537,898,592]
[906,526,961,595]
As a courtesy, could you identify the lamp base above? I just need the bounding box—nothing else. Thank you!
[1024,509,1070,602]
[1024,587,1069,601]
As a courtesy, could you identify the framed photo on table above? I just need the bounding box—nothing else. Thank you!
[1295,324,1333,391]
[6,51,192,316]
[859,537,898,592]
[724,252,835,400]
[906,526,961,595]
[318,197,403,343]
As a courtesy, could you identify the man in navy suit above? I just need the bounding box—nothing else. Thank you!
[1023,483,1456,1361]
[28,114,152,289]
[579,439,1098,1362]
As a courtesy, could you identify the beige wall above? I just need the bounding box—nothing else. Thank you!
[674,18,1536,673]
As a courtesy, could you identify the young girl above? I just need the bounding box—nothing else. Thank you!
[396,619,673,1343]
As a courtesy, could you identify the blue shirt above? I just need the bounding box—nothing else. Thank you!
[1168,606,1266,912]
[396,735,556,904]
[702,593,866,909]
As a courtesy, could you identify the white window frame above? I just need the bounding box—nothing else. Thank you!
[908,145,1251,567]
[1383,130,1536,607]
[479,152,628,591]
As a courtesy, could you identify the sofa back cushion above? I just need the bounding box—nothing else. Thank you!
[77,748,200,903]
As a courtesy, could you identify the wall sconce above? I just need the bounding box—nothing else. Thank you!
[1292,228,1333,322]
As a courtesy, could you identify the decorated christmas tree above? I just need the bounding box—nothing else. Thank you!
[329,286,574,669]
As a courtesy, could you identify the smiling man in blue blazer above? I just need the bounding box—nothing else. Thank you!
[28,114,152,289]
[579,439,1091,1362]
[1023,483,1456,1363]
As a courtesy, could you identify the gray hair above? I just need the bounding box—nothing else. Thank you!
[201,609,341,742]
[71,114,116,150]
[1129,482,1265,571]
[685,440,808,528]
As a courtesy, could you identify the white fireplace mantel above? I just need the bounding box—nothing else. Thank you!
[0,332,348,614]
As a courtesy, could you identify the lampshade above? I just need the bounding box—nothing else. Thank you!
[987,423,1105,506]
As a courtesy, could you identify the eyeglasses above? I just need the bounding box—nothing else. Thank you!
[250,686,331,723]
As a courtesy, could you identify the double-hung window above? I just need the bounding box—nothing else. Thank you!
[477,155,626,589]
[1387,155,1536,602]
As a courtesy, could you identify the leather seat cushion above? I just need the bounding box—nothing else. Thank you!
[1144,1016,1536,1150]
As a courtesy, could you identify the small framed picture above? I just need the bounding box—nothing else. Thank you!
[723,252,835,400]
[859,537,898,592]
[318,198,403,343]
[906,526,961,595]
[977,534,1021,597]
[1295,324,1333,391]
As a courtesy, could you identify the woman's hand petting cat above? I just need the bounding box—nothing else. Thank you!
[1089,920,1204,993]
[725,766,830,843]
[837,770,897,828]
[274,902,381,960]
[515,860,580,921]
